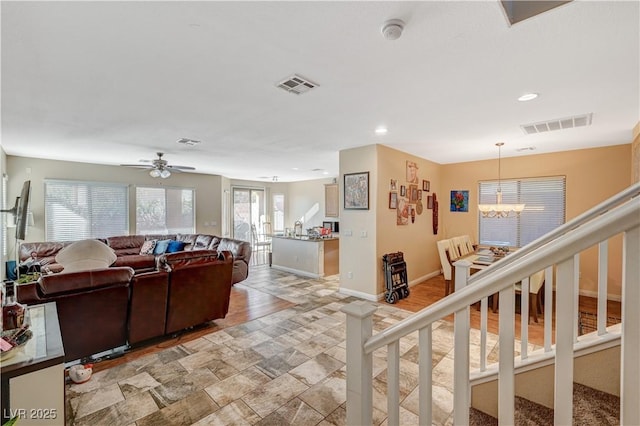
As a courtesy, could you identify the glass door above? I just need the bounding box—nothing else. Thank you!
[232,187,266,242]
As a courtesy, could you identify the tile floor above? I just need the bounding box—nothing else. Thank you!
[65,266,523,425]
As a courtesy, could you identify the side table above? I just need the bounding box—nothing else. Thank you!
[1,302,65,425]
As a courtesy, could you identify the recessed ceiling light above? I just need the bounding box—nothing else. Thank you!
[518,93,539,102]
[375,127,388,135]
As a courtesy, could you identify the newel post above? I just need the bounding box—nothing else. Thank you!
[341,300,377,426]
[452,259,471,424]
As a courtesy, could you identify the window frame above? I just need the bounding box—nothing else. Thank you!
[478,175,566,247]
[44,179,129,241]
[135,185,196,235]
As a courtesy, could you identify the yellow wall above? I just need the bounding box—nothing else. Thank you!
[439,144,632,297]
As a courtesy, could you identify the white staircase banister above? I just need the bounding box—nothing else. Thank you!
[364,196,640,354]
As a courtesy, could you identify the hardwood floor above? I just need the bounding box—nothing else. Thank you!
[89,283,293,374]
[393,274,622,347]
[88,270,621,374]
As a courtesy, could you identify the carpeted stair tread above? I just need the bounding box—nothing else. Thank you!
[470,382,619,425]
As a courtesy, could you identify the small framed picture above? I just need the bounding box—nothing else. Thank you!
[400,185,406,197]
[422,180,430,192]
[390,179,397,191]
[427,195,434,209]
[389,192,398,209]
[418,190,422,200]
[409,184,418,203]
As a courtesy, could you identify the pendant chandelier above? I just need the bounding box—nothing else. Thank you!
[478,142,525,218]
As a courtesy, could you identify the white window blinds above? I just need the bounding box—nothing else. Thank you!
[136,186,194,235]
[45,180,129,241]
[479,176,566,247]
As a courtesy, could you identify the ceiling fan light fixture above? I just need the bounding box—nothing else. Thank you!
[149,169,161,178]
[160,169,171,179]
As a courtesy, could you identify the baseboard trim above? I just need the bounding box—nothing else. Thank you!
[338,287,379,302]
[270,265,321,279]
[339,270,442,302]
[579,289,621,302]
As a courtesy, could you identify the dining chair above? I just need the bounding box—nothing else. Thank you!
[437,240,456,296]
[515,270,545,323]
[251,224,271,265]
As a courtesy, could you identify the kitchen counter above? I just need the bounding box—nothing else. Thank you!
[271,236,339,278]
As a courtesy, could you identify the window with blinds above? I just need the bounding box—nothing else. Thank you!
[45,180,129,241]
[136,186,194,235]
[479,176,566,247]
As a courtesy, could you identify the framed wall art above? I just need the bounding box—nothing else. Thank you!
[400,185,406,197]
[427,195,434,209]
[406,161,419,184]
[389,192,398,209]
[409,184,419,203]
[422,180,430,192]
[344,172,369,210]
[450,190,469,212]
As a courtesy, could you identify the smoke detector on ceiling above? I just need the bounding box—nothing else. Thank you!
[381,19,405,41]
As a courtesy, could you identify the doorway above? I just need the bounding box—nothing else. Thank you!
[232,187,266,243]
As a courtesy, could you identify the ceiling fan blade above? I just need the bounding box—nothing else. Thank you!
[167,165,196,171]
[120,164,154,169]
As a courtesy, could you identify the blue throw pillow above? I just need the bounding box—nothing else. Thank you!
[166,240,186,253]
[153,239,171,255]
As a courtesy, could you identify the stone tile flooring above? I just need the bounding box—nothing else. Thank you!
[65,266,512,425]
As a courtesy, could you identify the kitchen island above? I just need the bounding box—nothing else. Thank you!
[271,236,339,278]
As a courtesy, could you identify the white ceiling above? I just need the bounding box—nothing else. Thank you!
[2,1,638,182]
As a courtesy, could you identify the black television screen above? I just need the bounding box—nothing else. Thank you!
[14,180,31,241]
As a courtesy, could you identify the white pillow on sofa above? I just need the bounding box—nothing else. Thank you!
[55,239,117,273]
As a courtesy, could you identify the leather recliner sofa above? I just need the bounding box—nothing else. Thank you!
[17,250,235,362]
[19,232,252,284]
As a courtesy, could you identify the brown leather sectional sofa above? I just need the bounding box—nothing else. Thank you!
[19,233,252,284]
[18,250,235,362]
[16,234,251,362]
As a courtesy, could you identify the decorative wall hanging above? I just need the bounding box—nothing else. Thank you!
[432,193,439,234]
[389,192,398,209]
[422,180,430,192]
[390,179,397,191]
[427,195,434,209]
[344,172,369,210]
[406,161,419,184]
[409,184,419,203]
[400,185,406,197]
[396,197,409,225]
[416,199,423,215]
[450,190,469,212]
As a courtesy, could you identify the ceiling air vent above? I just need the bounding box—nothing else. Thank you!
[520,113,593,135]
[176,138,201,146]
[276,74,318,95]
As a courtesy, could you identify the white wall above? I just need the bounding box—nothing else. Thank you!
[287,177,337,230]
[5,156,225,244]
[339,145,378,298]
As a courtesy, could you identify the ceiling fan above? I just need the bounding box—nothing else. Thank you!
[120,152,195,178]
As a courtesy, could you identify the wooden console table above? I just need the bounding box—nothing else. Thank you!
[1,302,65,425]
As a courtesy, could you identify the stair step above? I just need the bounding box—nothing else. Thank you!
[470,382,619,425]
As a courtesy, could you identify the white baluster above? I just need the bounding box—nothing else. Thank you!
[419,326,433,425]
[520,277,529,360]
[498,285,515,425]
[555,257,575,425]
[544,266,553,353]
[574,253,580,342]
[597,240,609,335]
[621,226,640,425]
[341,301,377,426]
[480,296,488,372]
[387,341,400,426]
